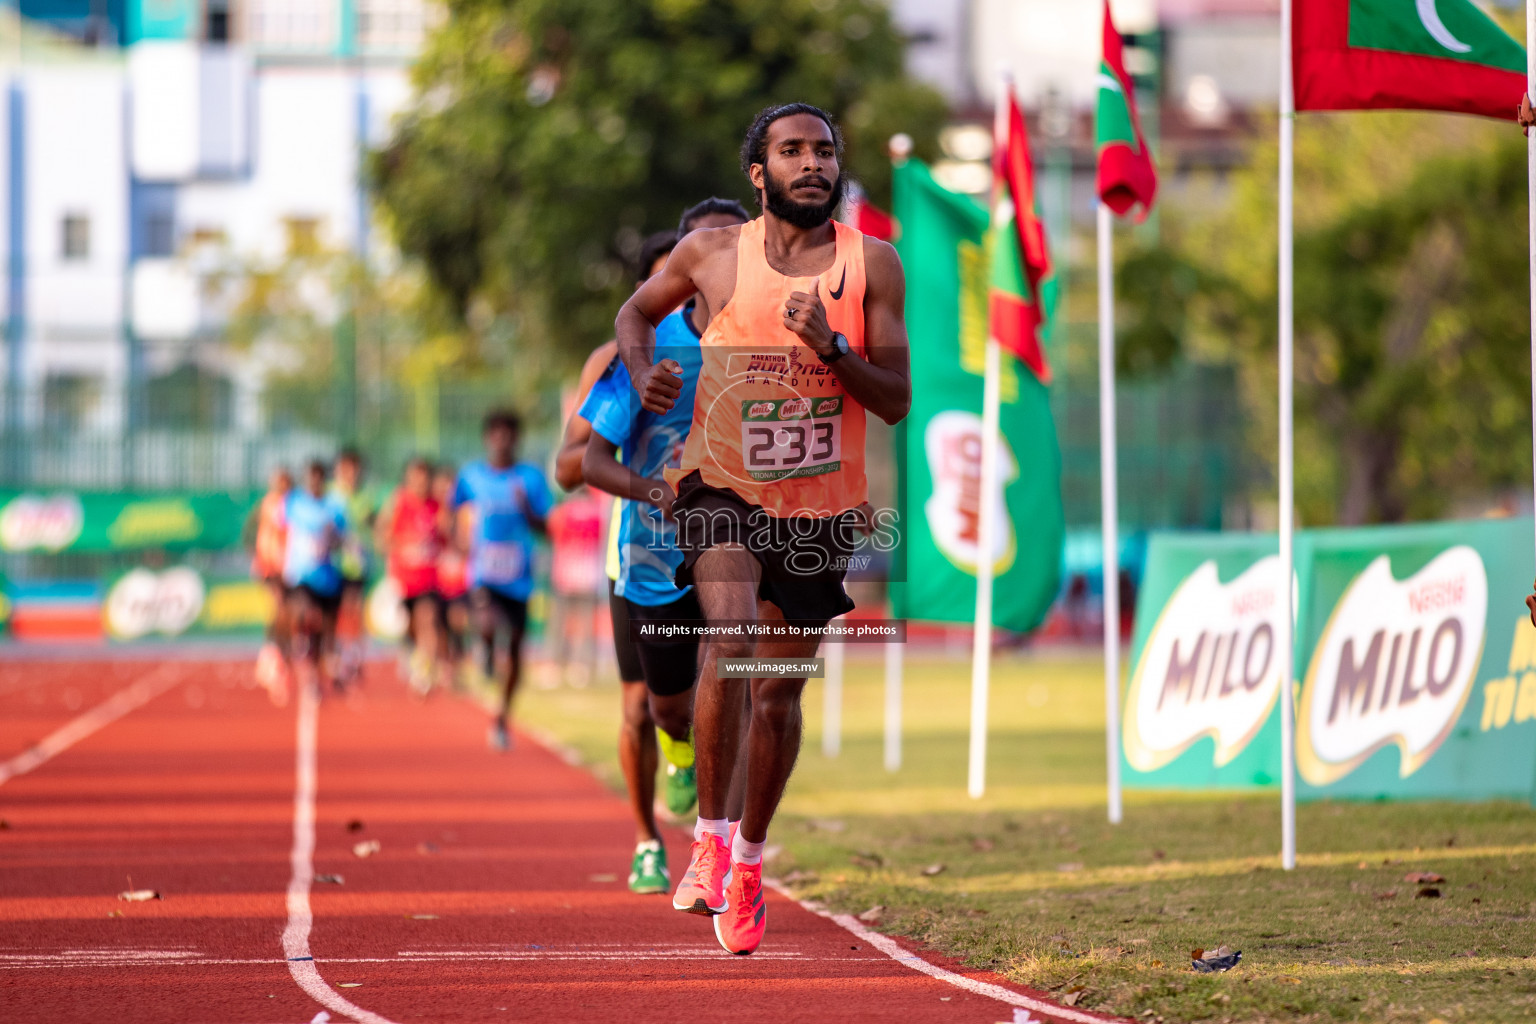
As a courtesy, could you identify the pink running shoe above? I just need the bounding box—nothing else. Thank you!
[672,834,731,915]
[714,860,766,954]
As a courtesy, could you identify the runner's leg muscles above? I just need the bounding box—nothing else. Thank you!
[620,679,660,843]
[500,623,525,721]
[724,686,751,822]
[648,690,692,742]
[739,601,820,845]
[691,543,760,822]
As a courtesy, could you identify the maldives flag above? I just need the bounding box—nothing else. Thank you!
[989,87,1053,385]
[1295,0,1525,118]
[1095,0,1157,219]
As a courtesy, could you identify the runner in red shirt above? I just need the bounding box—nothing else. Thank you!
[380,458,445,695]
[432,464,471,682]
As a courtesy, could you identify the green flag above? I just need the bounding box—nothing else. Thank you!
[889,159,1063,633]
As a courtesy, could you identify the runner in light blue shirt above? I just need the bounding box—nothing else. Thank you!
[283,459,348,691]
[450,409,552,751]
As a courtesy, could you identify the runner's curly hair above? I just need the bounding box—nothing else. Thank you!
[677,197,751,235]
[481,409,521,435]
[636,230,678,285]
[739,103,843,204]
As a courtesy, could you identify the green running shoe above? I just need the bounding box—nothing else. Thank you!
[664,762,698,816]
[629,840,669,894]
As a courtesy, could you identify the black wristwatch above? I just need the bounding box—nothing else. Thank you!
[818,332,850,365]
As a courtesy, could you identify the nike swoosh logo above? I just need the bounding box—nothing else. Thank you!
[828,265,846,301]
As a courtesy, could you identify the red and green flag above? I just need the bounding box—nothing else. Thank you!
[1095,0,1157,219]
[989,87,1053,384]
[1295,0,1526,118]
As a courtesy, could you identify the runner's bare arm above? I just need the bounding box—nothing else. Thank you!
[616,231,711,413]
[373,495,396,552]
[783,238,911,425]
[555,341,619,490]
[581,435,677,519]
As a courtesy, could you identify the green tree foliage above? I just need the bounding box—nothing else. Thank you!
[1117,113,1527,525]
[372,0,946,370]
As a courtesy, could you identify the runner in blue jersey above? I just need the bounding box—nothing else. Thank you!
[284,459,349,693]
[452,409,553,751]
[554,228,681,896]
[580,198,751,890]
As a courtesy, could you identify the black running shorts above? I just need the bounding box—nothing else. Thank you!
[671,470,857,629]
[608,580,644,683]
[624,588,704,698]
[470,586,528,635]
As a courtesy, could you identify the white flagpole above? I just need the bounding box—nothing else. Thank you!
[1526,0,1536,557]
[968,74,1010,801]
[884,639,903,771]
[1097,202,1122,825]
[1278,0,1298,871]
[969,338,1002,799]
[822,622,844,758]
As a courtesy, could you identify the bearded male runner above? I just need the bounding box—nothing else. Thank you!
[615,103,911,954]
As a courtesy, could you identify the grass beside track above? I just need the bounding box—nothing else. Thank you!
[517,649,1536,1024]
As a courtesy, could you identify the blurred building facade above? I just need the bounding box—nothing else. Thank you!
[0,0,427,457]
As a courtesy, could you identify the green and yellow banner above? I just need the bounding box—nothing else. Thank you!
[0,490,258,553]
[1124,517,1536,802]
[889,158,1063,634]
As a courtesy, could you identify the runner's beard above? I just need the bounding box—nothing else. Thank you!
[762,165,844,229]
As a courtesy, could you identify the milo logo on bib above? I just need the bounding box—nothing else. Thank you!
[739,396,842,482]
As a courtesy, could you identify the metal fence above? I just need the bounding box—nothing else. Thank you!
[0,339,1253,532]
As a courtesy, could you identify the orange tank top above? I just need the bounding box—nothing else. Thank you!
[668,217,867,517]
[253,492,288,576]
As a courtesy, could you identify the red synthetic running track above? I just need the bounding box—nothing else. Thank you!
[0,658,1122,1024]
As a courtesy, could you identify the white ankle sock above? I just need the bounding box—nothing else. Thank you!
[694,817,729,842]
[731,832,766,866]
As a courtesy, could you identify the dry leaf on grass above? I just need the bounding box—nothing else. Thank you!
[1415,887,1442,899]
[1060,986,1086,1007]
[857,905,884,924]
[921,863,946,876]
[972,837,995,852]
[1375,890,1397,900]
[1404,871,1445,884]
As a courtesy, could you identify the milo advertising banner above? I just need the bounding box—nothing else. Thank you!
[1124,517,1536,802]
[102,568,274,642]
[1123,532,1298,789]
[0,490,257,552]
[99,567,410,644]
[1295,519,1520,800]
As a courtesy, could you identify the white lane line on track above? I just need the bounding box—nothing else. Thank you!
[1,951,827,970]
[0,664,184,786]
[282,684,400,1024]
[766,881,1123,1024]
